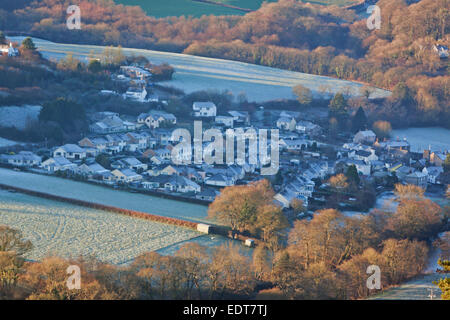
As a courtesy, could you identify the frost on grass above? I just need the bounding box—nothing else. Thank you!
[0,191,201,265]
[10,37,391,102]
[0,105,41,130]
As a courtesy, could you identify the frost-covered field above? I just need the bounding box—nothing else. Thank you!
[0,168,209,223]
[392,127,450,153]
[0,137,21,147]
[10,37,391,102]
[0,190,201,265]
[0,105,42,129]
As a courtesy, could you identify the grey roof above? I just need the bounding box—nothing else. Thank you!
[59,144,85,153]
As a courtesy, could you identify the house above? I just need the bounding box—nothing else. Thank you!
[280,111,300,119]
[141,180,160,190]
[205,174,235,187]
[120,66,152,80]
[193,102,217,118]
[215,116,234,128]
[228,111,250,125]
[76,162,109,176]
[138,111,176,129]
[164,175,201,193]
[92,111,119,122]
[0,151,41,167]
[99,171,115,184]
[149,155,164,165]
[90,116,127,134]
[422,166,444,184]
[430,152,447,166]
[276,117,296,131]
[126,132,148,151]
[120,157,148,172]
[111,168,143,183]
[348,149,378,163]
[287,176,315,198]
[41,157,77,173]
[159,164,182,176]
[375,140,411,154]
[196,188,220,202]
[433,44,449,59]
[0,43,19,57]
[404,171,428,189]
[78,137,108,152]
[279,139,308,151]
[274,191,308,208]
[53,144,87,160]
[123,86,147,102]
[105,134,128,153]
[143,147,172,160]
[353,130,376,144]
[152,128,174,146]
[144,175,201,193]
[395,165,415,180]
[343,159,371,176]
[302,161,330,180]
[295,120,322,136]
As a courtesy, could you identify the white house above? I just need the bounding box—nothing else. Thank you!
[138,111,176,129]
[215,115,234,128]
[404,171,428,189]
[126,132,148,151]
[205,173,235,187]
[228,111,250,125]
[0,43,19,57]
[90,115,131,134]
[196,188,220,201]
[123,87,147,102]
[295,120,321,136]
[433,44,449,59]
[76,163,109,176]
[0,151,41,167]
[274,191,308,208]
[276,117,296,131]
[348,149,378,163]
[279,139,309,151]
[353,130,376,144]
[164,175,201,193]
[193,102,217,117]
[345,159,371,176]
[422,166,443,184]
[41,157,77,173]
[53,144,87,160]
[120,157,148,172]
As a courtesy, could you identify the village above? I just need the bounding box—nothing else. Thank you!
[0,62,448,217]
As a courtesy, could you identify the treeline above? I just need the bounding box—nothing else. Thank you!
[1,183,448,300]
[2,0,448,126]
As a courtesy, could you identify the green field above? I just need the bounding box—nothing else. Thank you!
[115,0,357,18]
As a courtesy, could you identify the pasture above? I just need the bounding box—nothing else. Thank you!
[115,0,357,17]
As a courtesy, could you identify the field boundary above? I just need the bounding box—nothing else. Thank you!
[0,183,199,230]
[191,0,252,13]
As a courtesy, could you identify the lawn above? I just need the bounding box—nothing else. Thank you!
[115,0,357,18]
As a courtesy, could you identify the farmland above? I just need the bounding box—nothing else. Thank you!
[114,0,358,17]
[0,168,210,223]
[0,190,201,265]
[9,37,391,102]
[0,105,41,130]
